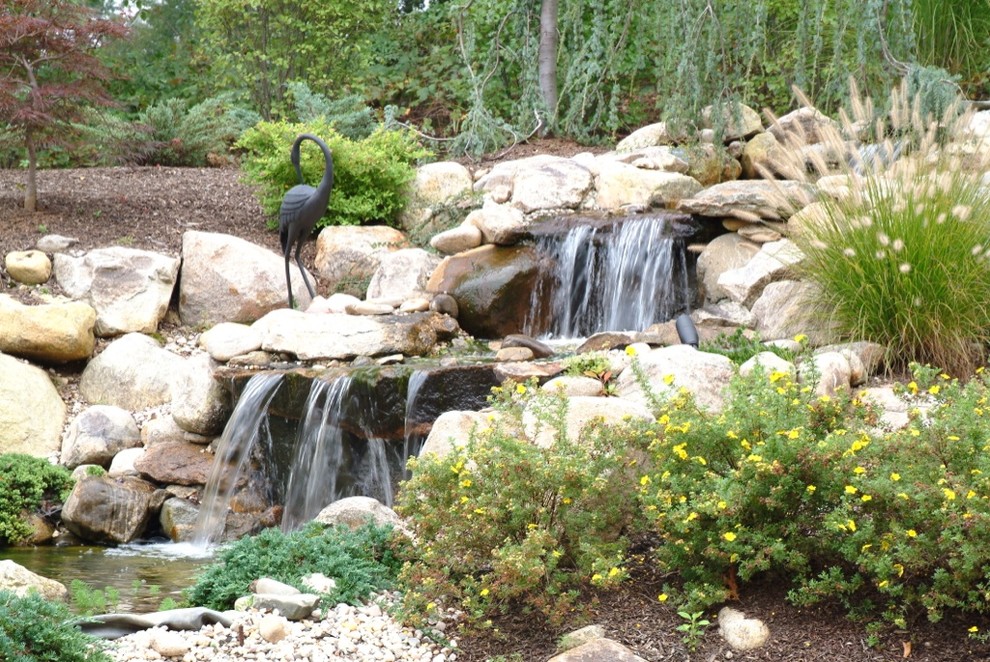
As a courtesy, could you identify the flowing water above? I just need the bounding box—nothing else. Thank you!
[402,369,429,478]
[524,215,697,338]
[192,373,284,546]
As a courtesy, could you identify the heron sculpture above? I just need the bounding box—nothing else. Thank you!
[279,133,334,308]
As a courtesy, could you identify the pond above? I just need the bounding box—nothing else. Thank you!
[1,542,212,614]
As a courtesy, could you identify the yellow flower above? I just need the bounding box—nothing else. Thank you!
[640,475,651,486]
[723,532,737,542]
[459,495,469,504]
[878,580,889,588]
[562,497,572,504]
[460,479,472,488]
[967,490,977,500]
[794,333,808,343]
[845,485,858,495]
[861,494,872,502]
[847,519,857,532]
[906,529,917,538]
[480,588,490,597]
[806,485,817,494]
[897,492,910,500]
[970,626,980,633]
[515,383,527,395]
[658,593,669,602]
[853,466,866,475]
[928,384,940,395]
[663,373,675,385]
[907,381,919,395]
[890,472,901,481]
[894,563,904,577]
[717,500,727,510]
[591,573,603,583]
[943,488,957,501]
[625,345,638,357]
[608,567,621,578]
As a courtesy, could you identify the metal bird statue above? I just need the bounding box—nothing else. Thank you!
[279,133,334,308]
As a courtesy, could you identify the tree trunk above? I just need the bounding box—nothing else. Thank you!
[25,127,37,213]
[538,0,559,124]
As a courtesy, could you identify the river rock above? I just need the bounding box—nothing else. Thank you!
[701,102,763,141]
[60,405,141,469]
[419,410,490,459]
[179,231,311,327]
[615,121,686,151]
[800,350,853,397]
[739,351,796,379]
[62,475,162,544]
[150,629,191,657]
[615,344,734,412]
[79,333,182,410]
[253,309,452,360]
[495,346,534,362]
[0,560,67,601]
[502,334,554,359]
[674,143,743,186]
[141,416,212,446]
[366,248,439,301]
[427,244,540,338]
[0,294,96,363]
[314,496,406,532]
[430,222,484,255]
[751,280,825,343]
[464,203,528,245]
[607,146,690,173]
[718,606,770,651]
[0,353,66,457]
[541,376,605,397]
[5,249,51,284]
[134,441,214,486]
[236,593,319,621]
[510,158,593,212]
[197,322,263,362]
[171,354,231,436]
[108,447,145,477]
[259,614,290,643]
[473,154,561,199]
[313,226,409,297]
[676,180,816,221]
[768,106,840,146]
[741,131,785,179]
[54,247,179,336]
[594,161,703,210]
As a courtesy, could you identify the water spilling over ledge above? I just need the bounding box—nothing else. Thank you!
[523,213,702,338]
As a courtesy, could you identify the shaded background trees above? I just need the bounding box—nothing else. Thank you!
[2,0,989,181]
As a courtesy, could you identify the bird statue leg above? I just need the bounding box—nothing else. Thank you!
[295,241,316,300]
[284,248,295,309]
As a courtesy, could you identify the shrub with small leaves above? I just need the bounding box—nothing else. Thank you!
[0,590,110,662]
[0,453,73,546]
[237,120,432,229]
[396,383,648,627]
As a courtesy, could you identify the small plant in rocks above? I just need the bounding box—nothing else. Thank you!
[0,453,73,546]
[396,382,648,628]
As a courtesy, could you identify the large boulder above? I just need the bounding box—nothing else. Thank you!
[0,353,66,457]
[715,239,804,307]
[768,106,840,145]
[179,231,312,327]
[615,345,735,413]
[426,244,540,338]
[314,496,406,531]
[54,247,179,336]
[0,294,96,363]
[79,333,182,410]
[5,250,51,285]
[312,226,409,297]
[464,203,528,245]
[60,405,141,469]
[751,280,828,343]
[523,396,654,448]
[615,122,685,152]
[170,354,232,436]
[365,248,440,301]
[695,233,761,304]
[397,161,474,236]
[0,560,67,602]
[252,310,455,361]
[197,322,263,362]
[61,475,163,544]
[594,161,703,210]
[701,102,764,141]
[510,158,594,212]
[418,410,490,459]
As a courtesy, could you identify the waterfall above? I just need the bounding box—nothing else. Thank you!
[192,373,284,547]
[280,376,396,532]
[402,369,429,478]
[525,215,696,338]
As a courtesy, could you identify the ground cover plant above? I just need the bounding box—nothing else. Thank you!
[0,454,73,546]
[185,521,405,611]
[0,590,110,662]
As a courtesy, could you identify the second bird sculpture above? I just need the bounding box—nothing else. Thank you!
[279,133,334,308]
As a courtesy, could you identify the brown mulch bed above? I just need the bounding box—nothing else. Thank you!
[3,143,990,661]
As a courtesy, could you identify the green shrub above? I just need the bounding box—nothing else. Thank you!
[286,82,377,141]
[185,522,405,611]
[237,120,432,229]
[699,327,799,364]
[135,93,261,167]
[777,80,990,376]
[0,590,110,662]
[396,383,647,627]
[0,454,73,546]
[636,359,990,629]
